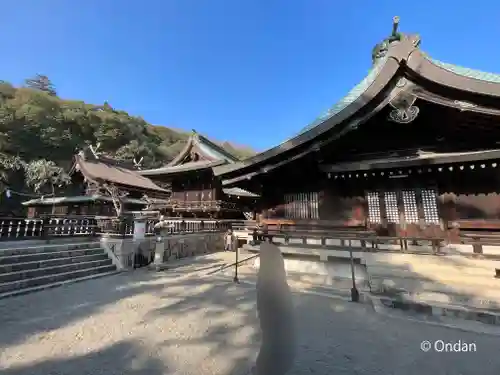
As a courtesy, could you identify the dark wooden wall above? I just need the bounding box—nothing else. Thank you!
[169,171,219,204]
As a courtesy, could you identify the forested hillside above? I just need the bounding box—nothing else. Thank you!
[0,75,255,199]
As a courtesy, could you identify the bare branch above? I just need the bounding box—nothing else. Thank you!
[102,183,129,216]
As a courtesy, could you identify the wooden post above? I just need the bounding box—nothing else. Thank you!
[41,217,50,240]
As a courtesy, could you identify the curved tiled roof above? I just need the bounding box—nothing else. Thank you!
[426,56,500,84]
[139,160,225,176]
[214,33,500,179]
[294,57,388,138]
[296,54,500,139]
[196,136,239,163]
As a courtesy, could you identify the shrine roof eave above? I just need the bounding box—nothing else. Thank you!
[74,155,168,193]
[168,131,239,167]
[214,36,500,180]
[213,42,410,178]
[139,160,226,176]
[320,149,500,174]
[222,187,260,198]
[22,195,149,206]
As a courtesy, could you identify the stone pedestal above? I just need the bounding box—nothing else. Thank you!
[100,235,155,270]
[101,232,224,272]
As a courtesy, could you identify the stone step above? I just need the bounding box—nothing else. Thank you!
[0,264,116,294]
[364,253,500,268]
[0,269,119,300]
[220,266,370,291]
[285,271,370,291]
[367,263,498,279]
[0,241,100,256]
[369,274,500,300]
[396,290,500,313]
[368,266,500,289]
[0,258,113,284]
[0,253,109,274]
[0,237,98,250]
[252,257,368,281]
[0,248,104,265]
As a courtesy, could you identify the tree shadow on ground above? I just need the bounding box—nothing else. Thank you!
[3,246,500,375]
[143,275,261,375]
[0,270,181,350]
[141,243,297,375]
[1,340,167,375]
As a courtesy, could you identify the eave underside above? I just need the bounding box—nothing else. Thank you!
[220,77,500,187]
[320,149,500,173]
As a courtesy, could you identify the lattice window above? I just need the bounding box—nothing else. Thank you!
[284,192,319,219]
[367,191,382,223]
[421,189,440,224]
[402,190,419,223]
[384,191,400,223]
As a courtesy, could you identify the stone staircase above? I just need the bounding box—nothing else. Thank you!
[0,241,118,299]
[363,252,500,311]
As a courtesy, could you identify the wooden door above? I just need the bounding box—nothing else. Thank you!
[366,188,441,237]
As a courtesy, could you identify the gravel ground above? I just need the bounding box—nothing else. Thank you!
[0,257,500,375]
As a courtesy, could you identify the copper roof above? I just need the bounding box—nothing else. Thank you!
[167,130,239,166]
[139,160,225,176]
[140,130,239,177]
[213,25,500,179]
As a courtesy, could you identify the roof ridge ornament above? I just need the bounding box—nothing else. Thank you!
[89,143,101,159]
[371,16,403,65]
[133,156,144,169]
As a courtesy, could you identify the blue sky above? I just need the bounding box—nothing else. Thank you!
[2,1,499,151]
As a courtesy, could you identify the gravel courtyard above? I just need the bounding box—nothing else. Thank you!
[1,258,500,375]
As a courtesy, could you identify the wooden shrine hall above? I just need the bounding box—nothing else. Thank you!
[213,17,500,242]
[23,145,169,218]
[139,130,258,219]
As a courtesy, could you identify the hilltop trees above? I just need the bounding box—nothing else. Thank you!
[24,74,57,96]
[0,76,254,211]
[0,79,171,170]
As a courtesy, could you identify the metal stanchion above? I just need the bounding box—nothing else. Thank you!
[349,249,360,302]
[233,246,240,283]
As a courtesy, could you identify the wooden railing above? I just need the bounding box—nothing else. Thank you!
[0,215,238,241]
[239,221,449,254]
[158,218,233,234]
[162,200,239,211]
[240,221,500,256]
[0,216,98,241]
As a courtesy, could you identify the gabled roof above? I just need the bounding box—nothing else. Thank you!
[168,130,239,166]
[213,23,500,180]
[139,160,226,176]
[73,151,167,193]
[140,130,239,177]
[222,187,260,198]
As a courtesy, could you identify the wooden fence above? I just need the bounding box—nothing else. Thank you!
[0,216,235,241]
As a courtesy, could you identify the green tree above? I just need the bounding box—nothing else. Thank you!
[24,160,70,213]
[0,153,25,190]
[0,79,255,213]
[24,74,57,96]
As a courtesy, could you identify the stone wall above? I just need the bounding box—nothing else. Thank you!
[100,232,224,271]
